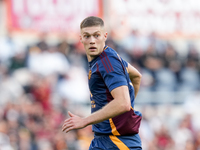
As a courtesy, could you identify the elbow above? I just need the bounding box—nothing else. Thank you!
[120,101,131,113]
[130,72,142,82]
[124,105,131,112]
[138,73,142,80]
[137,73,142,83]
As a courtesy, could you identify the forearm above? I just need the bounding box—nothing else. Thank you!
[128,63,142,98]
[62,86,131,133]
[130,77,141,97]
[83,98,130,126]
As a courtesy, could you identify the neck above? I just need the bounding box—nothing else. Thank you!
[87,56,93,62]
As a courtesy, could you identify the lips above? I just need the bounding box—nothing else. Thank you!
[89,47,97,51]
[89,47,97,49]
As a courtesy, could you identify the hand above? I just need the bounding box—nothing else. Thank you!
[62,111,87,133]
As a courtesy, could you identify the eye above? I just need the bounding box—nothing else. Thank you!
[84,35,90,38]
[94,34,100,38]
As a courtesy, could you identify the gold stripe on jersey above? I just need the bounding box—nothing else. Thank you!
[88,70,92,80]
[109,135,130,150]
[109,118,120,136]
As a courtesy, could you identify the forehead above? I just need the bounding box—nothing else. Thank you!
[81,26,104,35]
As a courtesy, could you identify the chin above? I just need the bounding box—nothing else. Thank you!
[90,52,100,57]
[90,54,98,57]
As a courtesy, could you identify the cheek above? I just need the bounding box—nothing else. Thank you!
[96,38,103,43]
[98,38,105,45]
[82,40,89,45]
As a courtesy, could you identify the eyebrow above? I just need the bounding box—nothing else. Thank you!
[83,31,101,35]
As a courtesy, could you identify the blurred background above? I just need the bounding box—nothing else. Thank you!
[0,0,200,150]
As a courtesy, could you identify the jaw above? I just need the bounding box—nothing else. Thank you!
[85,44,105,61]
[86,50,100,61]
[87,51,99,57]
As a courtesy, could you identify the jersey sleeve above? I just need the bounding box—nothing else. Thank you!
[98,55,128,92]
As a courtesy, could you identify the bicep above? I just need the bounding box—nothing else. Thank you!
[110,85,131,107]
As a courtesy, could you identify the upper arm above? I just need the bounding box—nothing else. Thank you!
[98,56,128,92]
[128,63,142,79]
[98,55,131,110]
[110,85,131,111]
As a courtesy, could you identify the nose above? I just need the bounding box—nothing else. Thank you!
[90,36,95,44]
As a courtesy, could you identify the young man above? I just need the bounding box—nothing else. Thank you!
[62,16,142,150]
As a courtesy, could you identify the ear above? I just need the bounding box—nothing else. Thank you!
[104,32,108,41]
[80,34,83,43]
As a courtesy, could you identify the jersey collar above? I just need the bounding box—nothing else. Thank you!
[88,45,108,68]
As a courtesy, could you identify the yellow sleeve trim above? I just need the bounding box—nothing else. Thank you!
[109,118,120,136]
[109,135,130,150]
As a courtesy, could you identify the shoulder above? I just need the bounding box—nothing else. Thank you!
[99,46,119,62]
[103,46,118,57]
[96,47,122,73]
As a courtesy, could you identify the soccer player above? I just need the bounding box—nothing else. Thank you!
[62,16,142,150]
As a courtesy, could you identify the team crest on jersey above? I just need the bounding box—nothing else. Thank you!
[88,70,92,80]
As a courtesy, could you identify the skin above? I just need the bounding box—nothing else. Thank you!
[62,25,142,133]
[80,25,107,62]
[128,63,142,98]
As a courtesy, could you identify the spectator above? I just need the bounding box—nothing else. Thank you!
[0,19,200,149]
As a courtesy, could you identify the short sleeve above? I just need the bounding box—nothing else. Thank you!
[98,55,128,92]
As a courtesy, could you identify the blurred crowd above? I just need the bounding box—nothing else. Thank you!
[113,31,200,93]
[0,29,200,150]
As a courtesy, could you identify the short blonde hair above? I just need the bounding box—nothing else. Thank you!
[80,16,104,29]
